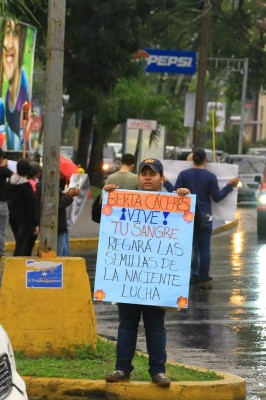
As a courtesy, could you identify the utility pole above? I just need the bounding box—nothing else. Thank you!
[39,0,66,256]
[238,58,249,154]
[193,0,211,147]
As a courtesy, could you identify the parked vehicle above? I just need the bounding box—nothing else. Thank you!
[0,324,28,399]
[107,142,122,161]
[60,146,74,160]
[257,174,266,239]
[247,147,266,157]
[224,154,266,203]
[165,147,218,162]
[102,146,119,178]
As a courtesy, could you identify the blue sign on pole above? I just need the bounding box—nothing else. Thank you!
[26,260,63,289]
[133,49,196,75]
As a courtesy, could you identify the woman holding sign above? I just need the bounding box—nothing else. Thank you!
[95,158,190,387]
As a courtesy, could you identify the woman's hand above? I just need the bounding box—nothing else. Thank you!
[176,187,190,196]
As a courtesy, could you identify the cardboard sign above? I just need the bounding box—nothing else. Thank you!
[93,189,196,309]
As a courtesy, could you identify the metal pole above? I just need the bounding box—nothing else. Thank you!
[193,0,211,147]
[39,0,66,256]
[238,58,249,154]
[22,101,29,158]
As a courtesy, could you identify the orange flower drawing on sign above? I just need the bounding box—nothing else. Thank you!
[183,211,194,223]
[94,289,106,301]
[102,204,113,216]
[177,296,188,308]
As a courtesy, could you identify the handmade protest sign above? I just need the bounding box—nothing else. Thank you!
[93,189,196,309]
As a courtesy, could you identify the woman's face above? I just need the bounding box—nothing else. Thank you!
[138,166,162,191]
[3,20,20,84]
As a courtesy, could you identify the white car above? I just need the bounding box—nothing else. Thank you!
[0,325,28,400]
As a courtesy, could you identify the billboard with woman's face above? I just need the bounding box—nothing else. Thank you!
[0,18,37,151]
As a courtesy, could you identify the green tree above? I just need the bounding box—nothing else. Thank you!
[97,77,188,162]
[63,0,202,185]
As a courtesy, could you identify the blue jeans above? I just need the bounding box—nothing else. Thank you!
[62,231,70,256]
[116,303,166,376]
[191,218,212,281]
[57,232,67,256]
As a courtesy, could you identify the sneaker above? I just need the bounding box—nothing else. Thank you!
[152,373,171,386]
[199,280,212,290]
[105,370,130,382]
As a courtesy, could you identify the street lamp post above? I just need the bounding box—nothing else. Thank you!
[193,0,211,147]
[22,101,30,158]
[208,57,249,155]
[238,58,249,154]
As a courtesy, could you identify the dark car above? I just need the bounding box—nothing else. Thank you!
[102,146,119,178]
[224,154,266,203]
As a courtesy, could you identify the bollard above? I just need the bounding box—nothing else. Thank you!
[0,257,97,356]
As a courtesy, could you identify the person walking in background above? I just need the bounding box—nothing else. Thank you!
[105,153,138,190]
[57,185,80,256]
[6,158,39,256]
[36,174,80,256]
[28,161,42,192]
[0,148,13,256]
[92,153,138,223]
[164,147,239,290]
[93,158,190,386]
[26,161,42,254]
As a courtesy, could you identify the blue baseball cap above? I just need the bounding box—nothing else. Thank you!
[139,158,164,175]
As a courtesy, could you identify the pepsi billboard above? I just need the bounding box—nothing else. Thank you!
[133,49,196,75]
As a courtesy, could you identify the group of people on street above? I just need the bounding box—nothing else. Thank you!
[0,151,80,257]
[93,148,239,386]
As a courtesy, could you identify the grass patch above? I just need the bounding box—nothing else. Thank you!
[16,336,222,382]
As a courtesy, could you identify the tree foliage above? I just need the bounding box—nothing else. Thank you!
[5,1,266,183]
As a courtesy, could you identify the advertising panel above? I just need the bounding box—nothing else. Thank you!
[133,49,196,75]
[0,18,37,150]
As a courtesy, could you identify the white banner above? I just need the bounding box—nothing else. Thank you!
[162,160,239,221]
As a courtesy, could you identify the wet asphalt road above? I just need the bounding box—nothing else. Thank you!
[85,205,266,400]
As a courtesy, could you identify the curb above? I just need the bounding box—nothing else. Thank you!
[24,368,246,400]
[5,220,238,254]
